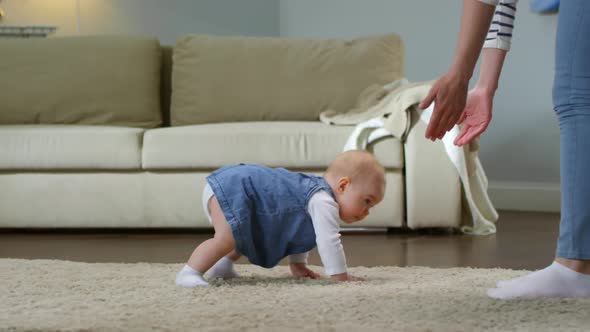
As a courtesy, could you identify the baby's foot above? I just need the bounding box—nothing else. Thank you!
[176,265,209,287]
[206,256,239,279]
[487,261,590,299]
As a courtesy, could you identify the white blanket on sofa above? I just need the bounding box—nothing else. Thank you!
[320,79,498,235]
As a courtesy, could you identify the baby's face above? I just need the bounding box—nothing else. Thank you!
[338,175,385,224]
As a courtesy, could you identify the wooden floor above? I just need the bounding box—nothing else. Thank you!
[0,210,560,271]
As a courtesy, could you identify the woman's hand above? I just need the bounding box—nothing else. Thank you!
[419,71,469,141]
[421,47,505,145]
[454,86,494,146]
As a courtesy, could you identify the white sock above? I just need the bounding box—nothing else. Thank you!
[487,261,590,299]
[495,265,549,289]
[206,256,239,279]
[175,264,209,287]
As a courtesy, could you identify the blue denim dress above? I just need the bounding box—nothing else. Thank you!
[206,163,334,268]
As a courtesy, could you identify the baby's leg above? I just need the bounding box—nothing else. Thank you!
[188,196,236,272]
[207,250,242,279]
[176,196,236,287]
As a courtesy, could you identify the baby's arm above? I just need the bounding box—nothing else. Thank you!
[308,190,364,282]
[288,252,309,264]
[287,252,320,279]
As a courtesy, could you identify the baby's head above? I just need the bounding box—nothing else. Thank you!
[324,150,386,224]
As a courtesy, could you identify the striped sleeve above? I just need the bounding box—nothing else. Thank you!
[480,0,519,51]
[478,0,500,5]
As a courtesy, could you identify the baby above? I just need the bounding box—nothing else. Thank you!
[176,149,386,287]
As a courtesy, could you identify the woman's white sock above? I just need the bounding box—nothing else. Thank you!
[488,261,590,299]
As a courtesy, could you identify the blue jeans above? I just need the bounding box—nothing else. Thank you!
[553,0,590,259]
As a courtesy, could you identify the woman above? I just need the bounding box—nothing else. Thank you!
[420,0,590,299]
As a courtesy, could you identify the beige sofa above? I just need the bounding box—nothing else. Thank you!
[0,34,461,229]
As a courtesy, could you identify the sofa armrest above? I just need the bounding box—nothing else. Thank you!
[403,108,461,229]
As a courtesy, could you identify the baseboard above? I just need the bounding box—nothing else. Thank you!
[488,181,560,212]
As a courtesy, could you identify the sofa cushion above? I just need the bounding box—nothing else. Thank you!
[0,35,162,128]
[142,122,403,170]
[0,172,403,228]
[171,33,403,125]
[0,125,144,170]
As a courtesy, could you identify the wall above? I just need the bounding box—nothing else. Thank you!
[0,0,279,44]
[0,0,560,211]
[280,0,560,211]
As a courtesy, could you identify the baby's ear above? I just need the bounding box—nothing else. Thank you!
[337,177,351,193]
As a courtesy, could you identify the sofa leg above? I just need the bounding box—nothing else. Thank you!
[386,227,412,234]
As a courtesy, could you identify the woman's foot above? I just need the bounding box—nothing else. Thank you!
[488,260,590,299]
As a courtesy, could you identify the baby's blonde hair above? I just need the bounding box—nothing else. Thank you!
[325,150,385,185]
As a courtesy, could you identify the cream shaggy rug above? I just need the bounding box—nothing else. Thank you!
[1,259,589,332]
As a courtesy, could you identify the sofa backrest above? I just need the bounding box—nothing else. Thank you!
[0,35,162,128]
[0,34,404,129]
[169,33,404,126]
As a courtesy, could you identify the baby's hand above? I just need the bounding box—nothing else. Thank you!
[289,263,321,279]
[289,263,320,279]
[330,273,365,282]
